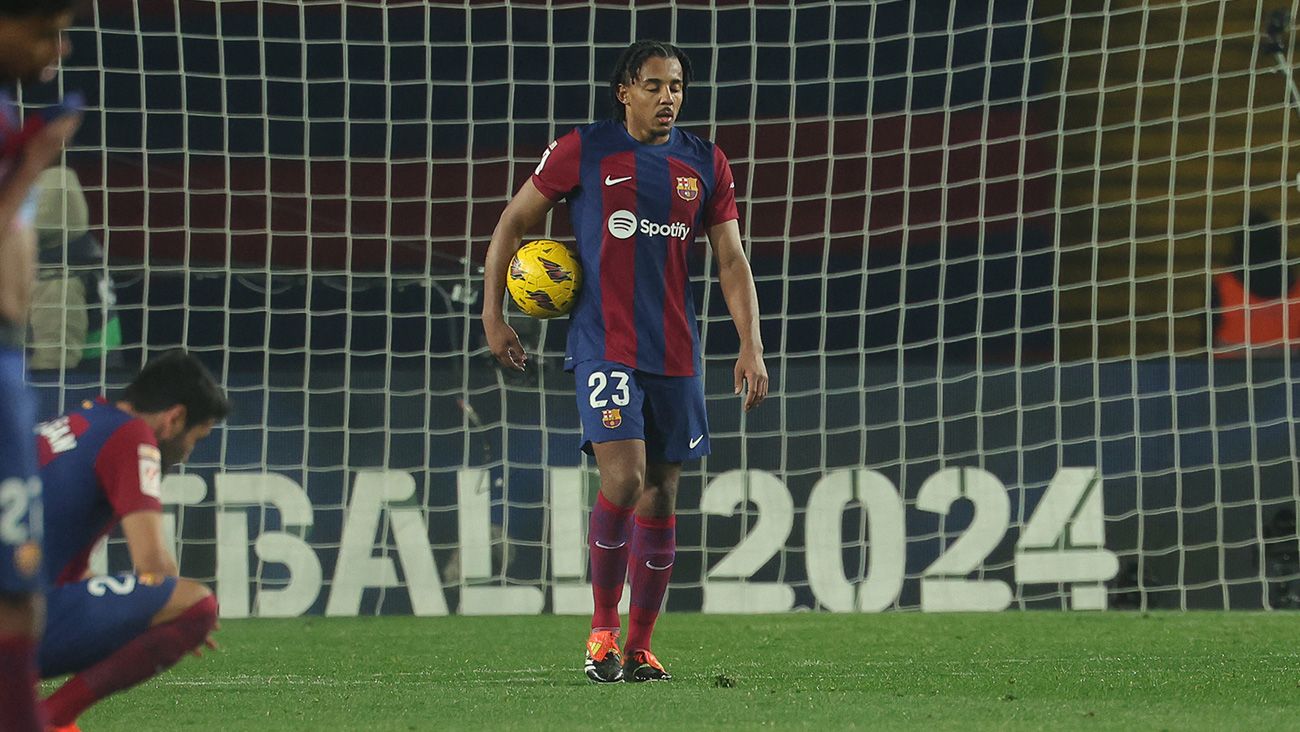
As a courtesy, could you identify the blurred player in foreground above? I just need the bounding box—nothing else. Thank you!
[0,2,81,729]
[483,40,768,682]
[34,350,230,730]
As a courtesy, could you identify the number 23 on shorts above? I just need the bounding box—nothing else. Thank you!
[587,370,631,409]
[577,363,643,442]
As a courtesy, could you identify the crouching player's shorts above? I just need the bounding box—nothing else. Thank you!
[573,360,709,464]
[39,573,177,677]
[0,345,42,596]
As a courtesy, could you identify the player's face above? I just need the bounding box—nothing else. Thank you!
[0,12,73,84]
[158,418,216,472]
[618,55,684,145]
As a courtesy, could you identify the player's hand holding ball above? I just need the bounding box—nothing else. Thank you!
[485,239,582,372]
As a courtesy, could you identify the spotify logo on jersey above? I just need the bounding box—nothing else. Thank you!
[607,210,638,239]
[606,209,692,240]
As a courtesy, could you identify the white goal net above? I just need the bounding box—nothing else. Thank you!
[21,0,1300,615]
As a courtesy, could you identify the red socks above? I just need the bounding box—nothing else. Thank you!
[589,493,676,654]
[42,594,217,727]
[588,492,633,630]
[0,634,43,732]
[625,514,676,654]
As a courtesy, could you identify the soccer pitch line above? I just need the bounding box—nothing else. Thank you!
[159,669,563,687]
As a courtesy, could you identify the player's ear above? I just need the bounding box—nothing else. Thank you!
[161,404,188,439]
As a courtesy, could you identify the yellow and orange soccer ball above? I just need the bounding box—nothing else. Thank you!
[506,239,582,318]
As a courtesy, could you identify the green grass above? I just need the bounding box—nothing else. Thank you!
[61,613,1300,731]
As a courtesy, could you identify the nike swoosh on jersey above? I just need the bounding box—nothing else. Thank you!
[645,560,674,571]
[689,435,704,449]
[594,540,627,550]
[604,175,632,186]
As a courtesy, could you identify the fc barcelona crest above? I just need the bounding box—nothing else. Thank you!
[676,176,699,201]
[602,408,622,429]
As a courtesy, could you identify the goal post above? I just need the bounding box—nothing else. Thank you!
[23,0,1300,615]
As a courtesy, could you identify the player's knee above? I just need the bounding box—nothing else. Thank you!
[154,578,216,628]
[601,471,643,505]
[170,583,217,639]
[184,591,218,633]
[175,579,215,615]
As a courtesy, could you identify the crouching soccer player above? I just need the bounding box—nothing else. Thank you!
[34,350,230,730]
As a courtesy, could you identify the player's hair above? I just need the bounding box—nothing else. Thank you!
[121,350,232,428]
[608,40,693,121]
[0,0,81,17]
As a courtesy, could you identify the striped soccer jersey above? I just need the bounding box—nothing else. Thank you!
[531,119,739,377]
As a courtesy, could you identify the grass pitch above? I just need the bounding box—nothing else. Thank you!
[66,612,1299,730]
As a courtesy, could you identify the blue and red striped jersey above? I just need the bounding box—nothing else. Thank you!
[531,120,739,376]
[34,399,163,586]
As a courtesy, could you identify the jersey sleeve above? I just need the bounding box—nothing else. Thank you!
[704,144,740,228]
[530,128,582,202]
[93,418,163,517]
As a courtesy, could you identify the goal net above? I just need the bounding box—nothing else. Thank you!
[22,0,1300,615]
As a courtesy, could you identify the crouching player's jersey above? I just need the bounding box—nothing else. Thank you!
[35,399,162,587]
[532,119,740,377]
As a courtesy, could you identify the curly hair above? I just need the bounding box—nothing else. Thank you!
[607,40,693,121]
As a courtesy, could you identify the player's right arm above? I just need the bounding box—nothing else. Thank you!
[0,114,80,325]
[482,130,581,371]
[482,180,557,371]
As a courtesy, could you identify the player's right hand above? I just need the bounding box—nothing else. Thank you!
[483,316,527,371]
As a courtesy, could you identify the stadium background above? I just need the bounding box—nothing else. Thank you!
[21,0,1300,614]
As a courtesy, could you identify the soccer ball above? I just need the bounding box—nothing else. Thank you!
[506,239,582,318]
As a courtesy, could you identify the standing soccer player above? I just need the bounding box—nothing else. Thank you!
[0,3,81,729]
[34,350,229,730]
[482,40,768,683]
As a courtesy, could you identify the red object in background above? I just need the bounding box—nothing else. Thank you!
[85,105,1054,273]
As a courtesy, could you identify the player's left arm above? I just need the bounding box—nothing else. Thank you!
[120,510,178,577]
[95,419,176,576]
[708,218,768,412]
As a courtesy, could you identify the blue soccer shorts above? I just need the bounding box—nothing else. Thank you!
[0,346,41,596]
[39,573,177,678]
[573,360,709,464]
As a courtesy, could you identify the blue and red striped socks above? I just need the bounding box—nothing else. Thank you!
[588,492,633,631]
[625,514,676,654]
